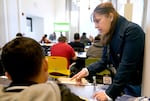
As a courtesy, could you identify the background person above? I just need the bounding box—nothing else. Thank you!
[49,32,56,42]
[16,32,23,37]
[80,32,91,46]
[69,33,85,77]
[72,2,145,101]
[51,36,77,69]
[86,34,103,58]
[69,33,85,52]
[40,34,51,43]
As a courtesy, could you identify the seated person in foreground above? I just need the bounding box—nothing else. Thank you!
[86,34,104,58]
[69,33,85,52]
[51,36,77,69]
[0,37,84,101]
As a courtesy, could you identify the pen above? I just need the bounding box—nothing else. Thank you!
[93,76,96,91]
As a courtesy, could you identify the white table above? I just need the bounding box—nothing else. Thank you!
[64,83,141,101]
[40,43,55,56]
[65,83,109,100]
[40,43,55,47]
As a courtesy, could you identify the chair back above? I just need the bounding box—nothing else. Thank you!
[46,56,70,78]
[85,58,112,84]
[85,58,100,66]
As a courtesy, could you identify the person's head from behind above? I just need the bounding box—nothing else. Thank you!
[16,33,23,37]
[92,2,119,36]
[44,34,47,38]
[74,33,80,40]
[1,37,49,83]
[53,32,56,35]
[58,36,67,43]
[93,34,101,44]
[82,32,86,36]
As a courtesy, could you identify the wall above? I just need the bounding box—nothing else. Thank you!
[54,0,70,39]
[21,0,55,41]
[79,0,99,38]
[0,0,70,44]
[0,0,20,47]
[0,0,7,47]
[25,16,44,41]
[54,0,66,22]
[21,0,68,41]
[0,0,56,45]
[142,0,150,97]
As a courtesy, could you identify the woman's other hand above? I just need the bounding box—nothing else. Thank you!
[71,68,89,85]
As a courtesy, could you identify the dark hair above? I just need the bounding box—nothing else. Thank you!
[92,2,119,45]
[16,33,23,37]
[1,37,45,81]
[82,32,86,36]
[44,34,48,38]
[74,33,80,40]
[58,36,67,42]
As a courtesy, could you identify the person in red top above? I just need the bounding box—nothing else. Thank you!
[51,36,77,69]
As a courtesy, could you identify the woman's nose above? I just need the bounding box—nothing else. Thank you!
[95,23,99,28]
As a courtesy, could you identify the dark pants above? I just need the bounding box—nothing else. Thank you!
[70,58,85,77]
[0,60,5,76]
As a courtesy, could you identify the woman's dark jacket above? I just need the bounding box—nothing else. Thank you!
[87,16,145,100]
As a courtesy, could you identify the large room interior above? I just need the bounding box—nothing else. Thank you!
[0,0,150,100]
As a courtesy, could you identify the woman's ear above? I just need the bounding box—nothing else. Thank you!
[109,13,114,22]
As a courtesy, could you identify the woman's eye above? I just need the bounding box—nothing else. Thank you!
[94,19,101,23]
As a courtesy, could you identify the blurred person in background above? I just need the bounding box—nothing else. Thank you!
[16,32,23,37]
[40,34,51,43]
[86,34,104,58]
[49,32,56,42]
[80,32,91,46]
[69,33,85,77]
[51,36,77,69]
[69,33,85,52]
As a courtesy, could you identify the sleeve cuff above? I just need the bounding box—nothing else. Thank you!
[104,92,112,101]
[82,68,89,76]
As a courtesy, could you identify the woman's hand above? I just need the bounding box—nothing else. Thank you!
[93,91,108,101]
[71,68,88,85]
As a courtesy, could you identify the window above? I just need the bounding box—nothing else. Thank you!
[26,17,33,32]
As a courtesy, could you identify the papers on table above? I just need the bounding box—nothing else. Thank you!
[40,43,55,47]
[57,77,90,85]
[75,52,87,58]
